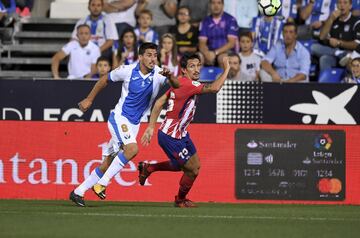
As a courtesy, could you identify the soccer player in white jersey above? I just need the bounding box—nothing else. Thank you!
[69,42,179,206]
[138,53,230,207]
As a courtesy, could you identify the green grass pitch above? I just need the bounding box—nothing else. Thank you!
[0,200,359,238]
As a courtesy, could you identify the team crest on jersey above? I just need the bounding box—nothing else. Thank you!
[192,81,201,87]
[121,124,128,132]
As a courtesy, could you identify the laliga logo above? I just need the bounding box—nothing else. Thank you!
[315,134,332,150]
[290,85,357,124]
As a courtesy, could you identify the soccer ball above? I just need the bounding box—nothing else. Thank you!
[258,0,282,17]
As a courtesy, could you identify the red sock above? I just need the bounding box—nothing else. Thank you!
[148,161,180,173]
[178,173,196,199]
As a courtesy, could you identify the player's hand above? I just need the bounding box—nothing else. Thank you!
[159,67,172,78]
[78,98,92,112]
[223,56,230,70]
[141,127,154,146]
[331,9,341,20]
[271,72,282,82]
[329,38,340,48]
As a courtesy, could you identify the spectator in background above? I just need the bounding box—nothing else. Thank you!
[51,24,101,79]
[178,0,209,27]
[112,28,138,68]
[239,32,261,81]
[311,0,360,73]
[260,22,311,82]
[199,0,239,69]
[343,57,360,83]
[170,6,198,55]
[227,52,248,81]
[134,9,159,45]
[224,0,258,34]
[353,0,360,16]
[160,33,180,76]
[278,0,299,22]
[104,0,137,38]
[72,0,118,56]
[252,15,284,56]
[93,56,111,79]
[299,0,337,39]
[0,0,16,27]
[136,0,177,37]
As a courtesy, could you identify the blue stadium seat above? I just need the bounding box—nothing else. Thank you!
[200,66,223,81]
[299,39,317,77]
[318,68,345,83]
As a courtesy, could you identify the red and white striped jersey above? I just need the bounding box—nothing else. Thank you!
[159,76,204,139]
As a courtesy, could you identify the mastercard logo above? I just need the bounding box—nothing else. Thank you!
[317,178,342,194]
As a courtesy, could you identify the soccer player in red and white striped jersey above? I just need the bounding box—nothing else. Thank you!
[139,53,230,207]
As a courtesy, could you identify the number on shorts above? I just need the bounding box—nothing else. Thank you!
[178,148,189,159]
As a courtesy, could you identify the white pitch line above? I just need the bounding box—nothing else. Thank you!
[1,211,359,222]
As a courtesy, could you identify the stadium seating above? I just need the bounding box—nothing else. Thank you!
[318,68,345,83]
[200,66,223,82]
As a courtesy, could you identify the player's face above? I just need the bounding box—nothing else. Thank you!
[139,49,158,71]
[161,37,173,53]
[351,60,360,78]
[77,26,91,46]
[337,0,352,16]
[184,59,201,81]
[139,13,152,28]
[239,36,253,53]
[97,61,110,76]
[89,0,103,18]
[123,32,135,48]
[283,25,297,46]
[177,8,190,24]
[210,0,224,16]
[228,56,240,78]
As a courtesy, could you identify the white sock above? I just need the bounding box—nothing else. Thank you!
[74,167,103,196]
[98,153,128,186]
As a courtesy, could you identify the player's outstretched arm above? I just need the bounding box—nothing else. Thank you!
[141,93,168,146]
[201,57,230,94]
[160,68,180,88]
[78,74,109,112]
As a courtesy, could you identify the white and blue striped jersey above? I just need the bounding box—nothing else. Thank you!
[252,16,284,55]
[279,0,298,20]
[134,27,159,45]
[109,63,167,125]
[72,14,118,47]
[302,0,337,24]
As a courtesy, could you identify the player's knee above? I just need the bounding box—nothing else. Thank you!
[125,144,139,158]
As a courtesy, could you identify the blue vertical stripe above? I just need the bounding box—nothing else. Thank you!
[117,153,128,166]
[95,167,104,178]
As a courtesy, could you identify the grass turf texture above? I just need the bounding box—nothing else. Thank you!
[0,200,359,238]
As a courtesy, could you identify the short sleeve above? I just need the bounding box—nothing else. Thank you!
[62,41,75,56]
[199,20,208,38]
[227,16,239,37]
[109,64,130,82]
[187,80,204,95]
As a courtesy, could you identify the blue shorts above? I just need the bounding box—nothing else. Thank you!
[158,130,197,168]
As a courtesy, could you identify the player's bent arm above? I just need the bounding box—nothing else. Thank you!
[167,74,180,88]
[51,50,67,79]
[201,64,230,94]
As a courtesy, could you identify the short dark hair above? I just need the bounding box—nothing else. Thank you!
[228,52,241,64]
[138,42,158,55]
[177,6,191,16]
[96,56,110,65]
[239,31,253,42]
[88,0,104,6]
[211,0,224,4]
[77,24,91,31]
[180,53,201,69]
[283,22,298,33]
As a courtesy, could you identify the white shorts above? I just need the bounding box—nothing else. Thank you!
[103,110,140,157]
